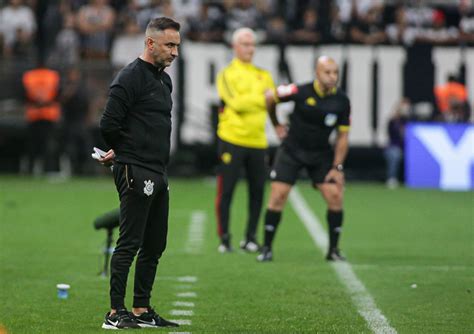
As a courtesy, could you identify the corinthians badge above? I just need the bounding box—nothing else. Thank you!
[143,180,154,196]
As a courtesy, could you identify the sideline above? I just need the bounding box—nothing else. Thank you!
[289,187,397,334]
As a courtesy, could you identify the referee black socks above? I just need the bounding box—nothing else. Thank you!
[263,209,282,248]
[327,210,343,250]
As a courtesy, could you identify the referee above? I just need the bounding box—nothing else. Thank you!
[98,17,180,329]
[257,56,351,262]
[215,28,276,253]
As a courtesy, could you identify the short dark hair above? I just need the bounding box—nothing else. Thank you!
[146,17,180,33]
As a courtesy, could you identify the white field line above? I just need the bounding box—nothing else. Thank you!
[174,284,194,290]
[169,332,191,334]
[185,211,206,254]
[289,187,397,334]
[352,264,471,271]
[173,301,195,307]
[169,319,192,325]
[170,310,194,316]
[176,292,197,298]
[177,276,198,283]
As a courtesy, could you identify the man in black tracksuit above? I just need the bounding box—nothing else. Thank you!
[98,17,181,330]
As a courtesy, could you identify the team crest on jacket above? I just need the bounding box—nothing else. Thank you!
[324,113,337,126]
[144,180,154,196]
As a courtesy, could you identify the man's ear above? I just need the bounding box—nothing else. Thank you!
[145,37,153,50]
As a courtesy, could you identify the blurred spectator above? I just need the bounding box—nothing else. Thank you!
[329,2,348,43]
[186,2,225,42]
[226,0,263,32]
[434,73,470,123]
[42,0,72,60]
[160,0,175,19]
[386,5,408,44]
[116,0,141,34]
[12,25,36,59]
[21,60,61,175]
[48,12,81,69]
[350,3,386,44]
[403,0,437,28]
[413,9,459,45]
[136,0,175,31]
[384,98,410,189]
[171,0,200,34]
[77,0,116,59]
[0,0,36,57]
[265,15,287,44]
[384,5,459,46]
[336,0,383,24]
[290,8,321,44]
[459,0,474,44]
[60,67,92,175]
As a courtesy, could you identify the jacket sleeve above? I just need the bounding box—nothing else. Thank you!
[216,69,266,113]
[100,69,137,148]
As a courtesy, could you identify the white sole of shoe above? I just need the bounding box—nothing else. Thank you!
[101,323,120,330]
[137,323,157,328]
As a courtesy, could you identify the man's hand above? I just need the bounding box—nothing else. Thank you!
[324,168,345,187]
[274,124,288,140]
[98,149,115,167]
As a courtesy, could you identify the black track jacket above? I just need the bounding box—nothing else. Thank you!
[100,58,173,174]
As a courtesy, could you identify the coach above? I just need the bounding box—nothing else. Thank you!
[99,17,180,330]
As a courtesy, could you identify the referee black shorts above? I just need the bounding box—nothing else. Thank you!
[269,145,333,185]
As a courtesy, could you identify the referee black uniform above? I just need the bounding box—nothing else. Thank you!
[272,82,350,185]
[258,68,351,262]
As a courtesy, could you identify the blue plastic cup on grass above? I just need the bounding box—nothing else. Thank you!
[56,283,70,299]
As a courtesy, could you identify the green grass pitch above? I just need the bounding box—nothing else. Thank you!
[0,176,472,333]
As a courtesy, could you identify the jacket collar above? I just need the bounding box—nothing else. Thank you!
[313,80,337,97]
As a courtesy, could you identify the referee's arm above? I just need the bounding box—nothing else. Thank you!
[333,128,349,168]
[324,127,349,185]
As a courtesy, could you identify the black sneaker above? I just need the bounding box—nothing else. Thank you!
[256,246,273,262]
[326,248,346,261]
[102,308,141,329]
[240,239,260,253]
[134,308,179,328]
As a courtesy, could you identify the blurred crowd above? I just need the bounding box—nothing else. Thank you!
[0,0,472,179]
[0,0,473,63]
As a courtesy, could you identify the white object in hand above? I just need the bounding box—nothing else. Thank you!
[91,147,107,160]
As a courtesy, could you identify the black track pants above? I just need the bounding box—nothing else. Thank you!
[215,140,266,241]
[110,162,169,309]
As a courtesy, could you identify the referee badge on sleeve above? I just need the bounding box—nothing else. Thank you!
[324,114,337,127]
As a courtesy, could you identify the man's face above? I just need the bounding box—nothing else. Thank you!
[148,28,181,68]
[316,60,339,90]
[234,32,255,63]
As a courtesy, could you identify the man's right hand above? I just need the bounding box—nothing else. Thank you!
[98,149,115,167]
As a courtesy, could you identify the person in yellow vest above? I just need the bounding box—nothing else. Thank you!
[22,60,61,174]
[215,27,276,253]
